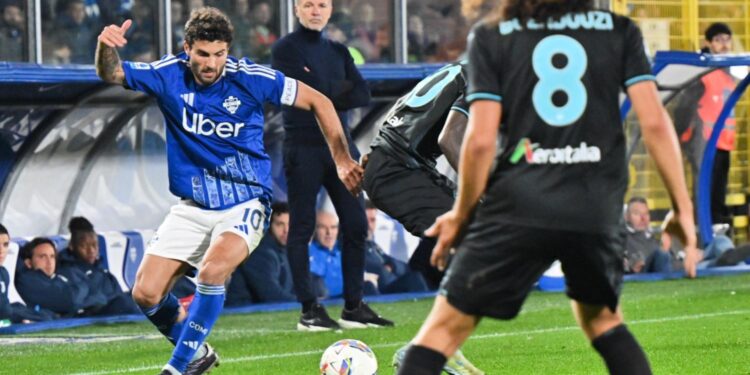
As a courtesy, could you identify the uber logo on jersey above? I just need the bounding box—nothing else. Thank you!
[223,96,241,114]
[182,108,246,138]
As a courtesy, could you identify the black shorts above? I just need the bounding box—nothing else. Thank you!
[440,221,625,320]
[363,147,455,236]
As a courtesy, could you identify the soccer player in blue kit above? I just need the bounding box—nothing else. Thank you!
[95,7,363,375]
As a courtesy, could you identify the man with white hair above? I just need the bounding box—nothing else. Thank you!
[271,0,392,331]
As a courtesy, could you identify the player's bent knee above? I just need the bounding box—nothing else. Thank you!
[576,305,623,339]
[131,283,165,307]
[197,261,233,285]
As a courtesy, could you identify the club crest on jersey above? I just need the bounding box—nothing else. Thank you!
[223,96,241,114]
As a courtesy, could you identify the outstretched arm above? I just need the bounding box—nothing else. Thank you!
[95,19,132,85]
[292,81,363,195]
[629,81,698,278]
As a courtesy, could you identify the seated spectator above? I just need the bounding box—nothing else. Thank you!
[226,202,295,305]
[245,1,277,63]
[624,197,674,273]
[0,224,55,324]
[54,0,98,63]
[0,1,25,61]
[624,197,749,273]
[57,217,140,315]
[661,212,750,269]
[364,201,428,294]
[15,237,107,317]
[229,0,251,56]
[121,0,155,61]
[309,211,378,300]
[43,34,73,64]
[347,2,378,61]
[170,0,186,54]
[309,211,344,300]
[326,15,364,65]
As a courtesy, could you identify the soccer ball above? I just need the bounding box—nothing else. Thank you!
[319,339,378,375]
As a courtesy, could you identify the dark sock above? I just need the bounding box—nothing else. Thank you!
[397,345,446,375]
[301,300,315,314]
[592,324,652,375]
[139,293,183,344]
[344,299,361,311]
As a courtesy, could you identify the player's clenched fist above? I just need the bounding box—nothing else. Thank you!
[98,19,132,48]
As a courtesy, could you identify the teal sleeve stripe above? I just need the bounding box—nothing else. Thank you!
[624,74,656,87]
[451,106,469,117]
[466,92,502,102]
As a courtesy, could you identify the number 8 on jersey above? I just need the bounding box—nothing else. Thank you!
[532,35,588,127]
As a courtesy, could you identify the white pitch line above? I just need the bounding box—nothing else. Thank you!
[0,334,161,346]
[67,308,750,375]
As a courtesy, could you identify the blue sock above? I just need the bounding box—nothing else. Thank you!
[140,293,184,345]
[168,283,225,373]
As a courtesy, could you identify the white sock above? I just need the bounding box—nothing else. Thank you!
[190,343,208,361]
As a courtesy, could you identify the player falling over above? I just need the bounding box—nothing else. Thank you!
[95,7,363,375]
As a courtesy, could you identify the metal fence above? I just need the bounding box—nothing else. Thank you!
[617,0,750,241]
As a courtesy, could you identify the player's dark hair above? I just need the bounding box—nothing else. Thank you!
[184,6,234,46]
[21,237,56,260]
[0,223,7,236]
[68,216,95,250]
[705,22,732,41]
[364,199,376,210]
[499,0,594,23]
[271,201,289,220]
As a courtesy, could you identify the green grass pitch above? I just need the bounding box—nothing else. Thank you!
[3,273,749,374]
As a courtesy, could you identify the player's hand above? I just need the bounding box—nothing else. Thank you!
[425,210,465,272]
[359,153,369,169]
[662,210,699,278]
[98,19,132,48]
[336,157,364,196]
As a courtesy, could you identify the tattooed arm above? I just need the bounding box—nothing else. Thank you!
[95,20,132,85]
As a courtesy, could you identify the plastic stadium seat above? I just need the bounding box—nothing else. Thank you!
[121,231,149,291]
[99,231,130,291]
[48,235,69,252]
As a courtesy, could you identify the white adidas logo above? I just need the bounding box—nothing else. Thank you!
[181,92,195,106]
[182,340,200,350]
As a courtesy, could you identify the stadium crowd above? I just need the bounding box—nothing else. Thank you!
[0,0,470,64]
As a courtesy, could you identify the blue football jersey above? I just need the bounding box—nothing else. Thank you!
[122,53,298,209]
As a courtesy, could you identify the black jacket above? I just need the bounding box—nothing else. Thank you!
[0,266,56,323]
[227,234,295,305]
[271,25,370,137]
[15,265,107,316]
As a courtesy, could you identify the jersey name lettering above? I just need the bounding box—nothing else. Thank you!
[500,11,614,35]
